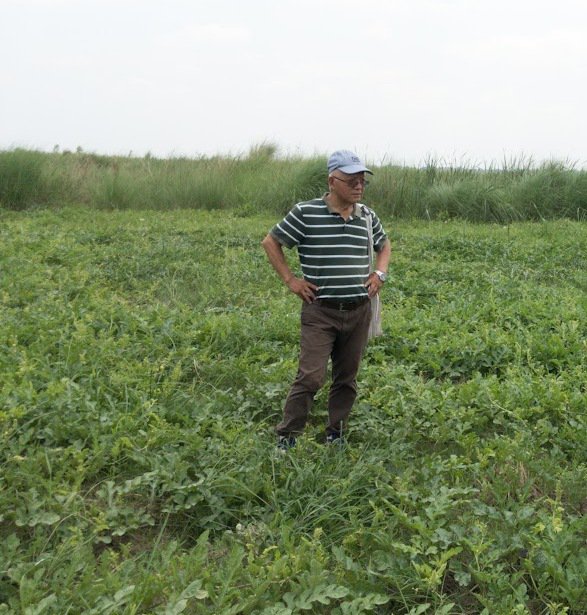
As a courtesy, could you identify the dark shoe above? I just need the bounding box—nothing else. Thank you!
[277,435,297,451]
[325,431,345,445]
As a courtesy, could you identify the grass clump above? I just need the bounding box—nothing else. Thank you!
[507,162,587,220]
[0,149,45,210]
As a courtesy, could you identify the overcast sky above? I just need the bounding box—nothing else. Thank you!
[1,0,586,166]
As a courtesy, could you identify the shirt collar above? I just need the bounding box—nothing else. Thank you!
[322,193,363,220]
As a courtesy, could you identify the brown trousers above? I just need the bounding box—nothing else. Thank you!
[275,300,371,436]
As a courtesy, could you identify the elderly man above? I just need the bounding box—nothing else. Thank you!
[262,150,391,449]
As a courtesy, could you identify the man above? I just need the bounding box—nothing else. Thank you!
[261,150,391,450]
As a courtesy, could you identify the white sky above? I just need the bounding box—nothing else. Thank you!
[1,0,586,166]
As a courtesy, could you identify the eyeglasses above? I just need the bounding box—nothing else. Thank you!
[331,176,370,188]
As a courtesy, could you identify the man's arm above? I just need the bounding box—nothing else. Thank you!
[261,233,318,303]
[375,238,392,274]
[365,238,392,298]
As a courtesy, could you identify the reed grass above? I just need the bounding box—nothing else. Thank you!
[1,146,586,222]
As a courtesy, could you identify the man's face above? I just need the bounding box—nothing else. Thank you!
[330,172,369,204]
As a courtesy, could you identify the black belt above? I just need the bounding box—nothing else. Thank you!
[314,296,370,311]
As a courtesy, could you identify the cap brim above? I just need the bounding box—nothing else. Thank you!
[337,164,373,175]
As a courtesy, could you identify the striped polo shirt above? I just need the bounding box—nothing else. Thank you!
[270,196,387,301]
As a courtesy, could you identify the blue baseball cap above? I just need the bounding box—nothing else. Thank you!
[327,150,373,175]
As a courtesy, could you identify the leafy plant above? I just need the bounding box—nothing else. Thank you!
[1,208,587,613]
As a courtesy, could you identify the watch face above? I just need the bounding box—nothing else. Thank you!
[377,272,387,282]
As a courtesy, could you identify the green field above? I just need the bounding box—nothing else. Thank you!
[2,206,587,614]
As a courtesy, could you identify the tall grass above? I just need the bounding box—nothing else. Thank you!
[0,149,45,210]
[1,146,586,221]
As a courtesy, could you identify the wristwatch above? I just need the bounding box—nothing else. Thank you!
[375,270,387,282]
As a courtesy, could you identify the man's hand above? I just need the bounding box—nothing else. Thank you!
[365,272,384,298]
[287,277,319,303]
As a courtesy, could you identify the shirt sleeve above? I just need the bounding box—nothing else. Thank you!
[269,204,306,249]
[370,210,388,252]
